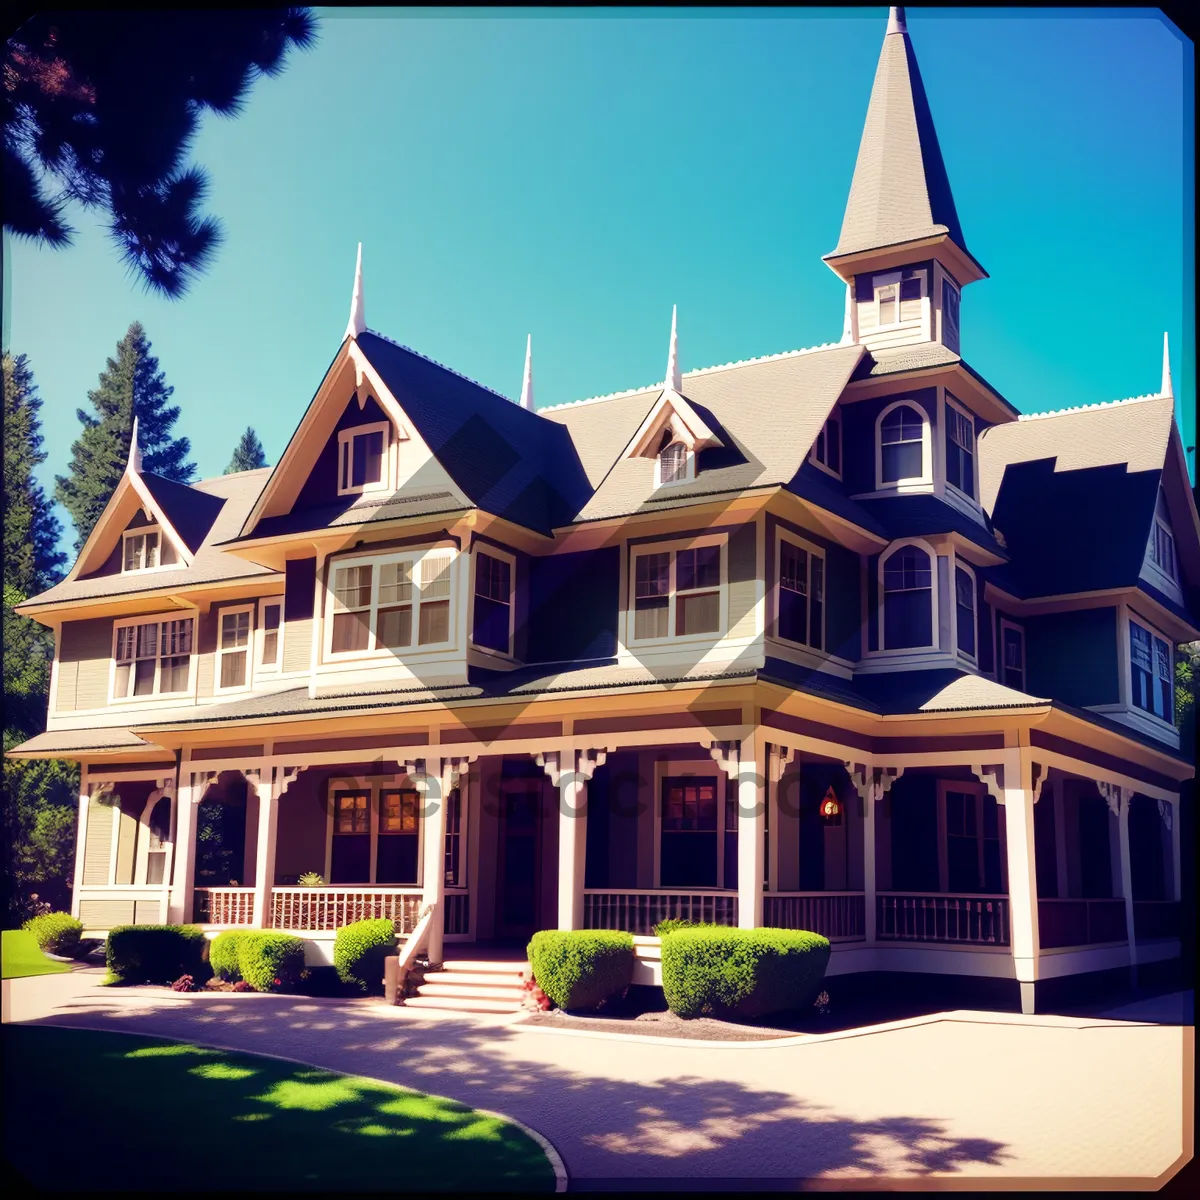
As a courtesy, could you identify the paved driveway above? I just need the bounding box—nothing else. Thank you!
[3,970,1191,1189]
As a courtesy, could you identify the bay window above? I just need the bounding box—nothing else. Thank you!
[216,606,253,691]
[955,564,976,659]
[1129,617,1173,723]
[777,534,824,651]
[881,544,934,649]
[945,396,975,498]
[941,278,960,350]
[631,539,724,643]
[472,550,514,656]
[878,402,930,485]
[112,615,194,700]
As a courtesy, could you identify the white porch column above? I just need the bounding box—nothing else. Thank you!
[251,769,281,928]
[549,749,606,932]
[70,777,90,920]
[420,759,446,965]
[737,738,763,929]
[168,772,202,924]
[996,752,1040,1015]
[1106,783,1137,986]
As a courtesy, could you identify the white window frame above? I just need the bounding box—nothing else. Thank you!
[468,545,517,660]
[651,759,732,890]
[323,774,426,886]
[443,782,468,890]
[998,616,1026,691]
[322,545,458,663]
[627,534,728,649]
[214,603,255,694]
[774,530,826,653]
[809,409,843,480]
[1126,612,1175,728]
[943,392,979,505]
[655,439,696,488]
[109,614,197,704]
[121,524,180,575]
[134,790,174,886]
[1144,484,1181,595]
[952,559,978,664]
[876,538,939,655]
[875,399,933,491]
[936,780,1006,895]
[337,420,394,498]
[873,268,927,330]
[256,597,284,675]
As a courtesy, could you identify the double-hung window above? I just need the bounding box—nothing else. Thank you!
[216,606,253,691]
[777,534,824,651]
[657,438,691,486]
[327,549,455,658]
[257,599,282,673]
[337,421,390,496]
[955,565,976,659]
[330,788,371,883]
[945,396,975,498]
[1000,619,1025,690]
[631,540,724,643]
[882,544,934,649]
[443,788,464,887]
[1129,617,1173,723]
[879,403,929,485]
[122,526,178,573]
[112,616,194,700]
[943,785,1002,894]
[660,776,719,888]
[941,278,961,350]
[472,550,514,656]
[376,788,420,884]
[1148,486,1178,583]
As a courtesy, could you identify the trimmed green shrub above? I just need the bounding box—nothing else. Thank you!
[238,932,305,993]
[653,918,719,937]
[23,912,84,956]
[334,918,396,994]
[106,925,209,986]
[209,931,248,981]
[660,926,831,1020]
[527,930,634,1012]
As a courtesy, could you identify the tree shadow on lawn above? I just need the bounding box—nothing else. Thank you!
[16,989,1013,1186]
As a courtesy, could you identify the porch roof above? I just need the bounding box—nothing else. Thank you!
[5,727,169,757]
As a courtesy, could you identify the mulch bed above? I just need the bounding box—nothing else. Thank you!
[517,1007,797,1040]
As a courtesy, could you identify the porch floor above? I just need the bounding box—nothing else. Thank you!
[438,940,531,964]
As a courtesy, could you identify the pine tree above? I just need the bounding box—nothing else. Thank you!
[54,322,196,549]
[225,426,268,473]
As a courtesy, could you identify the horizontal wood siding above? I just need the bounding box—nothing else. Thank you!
[861,322,925,351]
[82,797,115,886]
[79,899,135,928]
[196,609,218,698]
[283,618,313,673]
[57,618,112,712]
[726,523,758,640]
[134,899,163,923]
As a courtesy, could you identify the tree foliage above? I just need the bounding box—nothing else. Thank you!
[225,426,268,474]
[4,11,318,298]
[54,322,195,549]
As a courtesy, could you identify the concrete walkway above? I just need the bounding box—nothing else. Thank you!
[3,970,1191,1189]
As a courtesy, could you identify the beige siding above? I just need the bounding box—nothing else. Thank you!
[900,295,922,322]
[79,899,135,929]
[283,617,313,673]
[114,799,139,885]
[861,321,926,351]
[82,796,115,886]
[57,618,113,712]
[726,524,758,640]
[134,900,163,923]
[196,610,218,699]
[857,299,878,333]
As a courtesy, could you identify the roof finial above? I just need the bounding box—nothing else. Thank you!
[887,7,907,35]
[1160,331,1173,399]
[520,334,534,410]
[841,284,854,344]
[128,415,142,473]
[665,304,682,393]
[345,242,365,341]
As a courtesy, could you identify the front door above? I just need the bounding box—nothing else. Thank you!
[495,783,542,938]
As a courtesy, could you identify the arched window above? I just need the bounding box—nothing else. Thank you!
[658,439,689,485]
[878,402,928,485]
[882,544,934,649]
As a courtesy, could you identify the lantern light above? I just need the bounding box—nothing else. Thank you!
[820,786,841,820]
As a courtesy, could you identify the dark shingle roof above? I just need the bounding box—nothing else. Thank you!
[140,472,226,553]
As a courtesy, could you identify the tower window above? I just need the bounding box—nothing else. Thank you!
[882,544,934,650]
[945,397,975,498]
[811,409,842,477]
[878,402,930,485]
[942,278,961,349]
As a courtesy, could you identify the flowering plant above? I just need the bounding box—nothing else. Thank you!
[232,980,252,992]
[521,977,552,1012]
[171,974,198,992]
[813,989,831,1015]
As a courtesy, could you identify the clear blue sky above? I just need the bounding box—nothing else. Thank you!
[4,6,1195,553]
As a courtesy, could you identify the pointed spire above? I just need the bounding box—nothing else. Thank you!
[664,305,682,393]
[127,415,142,473]
[828,7,973,265]
[1160,331,1173,399]
[345,242,365,341]
[519,334,535,410]
[841,285,854,344]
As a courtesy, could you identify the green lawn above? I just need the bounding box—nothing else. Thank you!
[3,1026,556,1192]
[1,930,71,979]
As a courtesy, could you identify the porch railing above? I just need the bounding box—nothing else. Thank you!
[877,892,1009,946]
[763,892,866,940]
[584,889,738,935]
[270,887,424,933]
[444,890,470,936]
[1133,899,1181,942]
[193,887,256,926]
[1037,898,1127,949]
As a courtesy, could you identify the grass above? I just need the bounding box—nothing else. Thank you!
[3,1026,556,1192]
[1,930,71,980]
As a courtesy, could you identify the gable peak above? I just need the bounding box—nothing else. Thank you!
[128,415,142,473]
[345,242,366,341]
[664,304,681,393]
[520,334,535,410]
[1161,331,1173,400]
[886,6,906,35]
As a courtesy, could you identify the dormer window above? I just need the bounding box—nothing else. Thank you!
[877,401,931,487]
[945,395,976,499]
[657,434,693,487]
[1149,486,1178,583]
[122,526,178,573]
[811,410,842,478]
[338,421,391,496]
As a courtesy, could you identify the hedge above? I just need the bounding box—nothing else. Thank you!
[660,926,831,1020]
[238,932,305,993]
[209,931,247,982]
[527,930,634,1012]
[106,925,209,985]
[334,919,396,994]
[23,912,83,957]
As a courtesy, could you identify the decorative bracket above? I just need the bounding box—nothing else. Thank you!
[843,762,871,804]
[535,751,562,788]
[1157,798,1173,830]
[972,763,1005,806]
[877,766,904,798]
[575,749,608,783]
[441,754,477,791]
[1031,760,1045,797]
[709,740,740,777]
[1096,780,1124,818]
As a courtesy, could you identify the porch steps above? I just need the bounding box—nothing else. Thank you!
[404,958,529,1014]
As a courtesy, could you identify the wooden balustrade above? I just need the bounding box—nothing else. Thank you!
[443,891,470,936]
[270,887,424,933]
[763,892,866,940]
[1037,898,1127,949]
[583,889,738,935]
[877,892,1009,945]
[193,887,256,926]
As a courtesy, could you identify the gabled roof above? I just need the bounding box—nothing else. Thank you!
[139,473,225,553]
[17,468,274,612]
[827,8,976,266]
[542,342,865,524]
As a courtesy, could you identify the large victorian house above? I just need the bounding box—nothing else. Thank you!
[11,8,1196,1014]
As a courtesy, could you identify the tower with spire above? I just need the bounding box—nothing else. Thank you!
[826,7,985,355]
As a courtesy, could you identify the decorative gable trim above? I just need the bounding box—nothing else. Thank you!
[624,389,724,462]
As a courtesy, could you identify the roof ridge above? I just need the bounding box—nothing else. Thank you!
[539,340,849,413]
[1015,392,1168,422]
[362,328,515,405]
